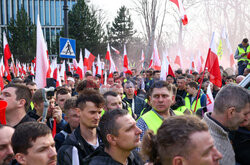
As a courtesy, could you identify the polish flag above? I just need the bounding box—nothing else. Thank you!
[206,84,214,112]
[148,53,153,69]
[60,60,67,82]
[140,50,145,69]
[0,57,5,77]
[3,31,11,81]
[35,16,49,88]
[205,32,222,87]
[197,51,204,74]
[56,67,62,87]
[51,58,57,79]
[96,55,102,75]
[105,43,111,61]
[123,45,128,71]
[221,27,235,69]
[152,40,161,70]
[109,54,117,78]
[84,48,95,71]
[174,49,182,68]
[72,59,78,71]
[170,0,188,25]
[30,63,35,75]
[76,49,84,80]
[189,55,196,74]
[160,49,175,80]
[111,46,120,55]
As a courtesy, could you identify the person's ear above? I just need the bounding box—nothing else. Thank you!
[15,153,27,165]
[172,156,185,165]
[18,99,26,108]
[226,107,236,119]
[106,134,117,146]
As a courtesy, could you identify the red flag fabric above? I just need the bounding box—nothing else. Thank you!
[84,49,95,71]
[3,32,11,81]
[152,40,161,70]
[205,33,222,87]
[0,100,7,125]
[52,118,57,138]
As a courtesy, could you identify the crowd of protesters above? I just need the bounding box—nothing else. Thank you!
[0,39,250,165]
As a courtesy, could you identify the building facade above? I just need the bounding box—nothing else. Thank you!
[0,0,77,47]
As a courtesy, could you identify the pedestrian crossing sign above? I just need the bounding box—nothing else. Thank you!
[59,37,76,58]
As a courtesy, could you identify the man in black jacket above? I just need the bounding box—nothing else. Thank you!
[84,109,143,165]
[57,89,105,165]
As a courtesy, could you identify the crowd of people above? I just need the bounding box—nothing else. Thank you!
[0,39,250,165]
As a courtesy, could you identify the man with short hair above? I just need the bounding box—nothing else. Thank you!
[57,89,105,164]
[0,125,15,165]
[176,76,187,99]
[11,122,57,165]
[54,97,80,151]
[152,70,161,81]
[56,87,71,112]
[84,109,143,165]
[26,81,37,96]
[103,91,123,111]
[123,81,146,118]
[141,115,222,165]
[234,38,250,75]
[203,84,250,165]
[137,81,182,141]
[185,81,206,112]
[0,84,35,127]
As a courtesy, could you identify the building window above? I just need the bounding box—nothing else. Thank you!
[61,0,64,26]
[45,0,49,25]
[13,0,17,19]
[40,0,44,25]
[34,0,38,24]
[24,0,28,11]
[50,0,55,25]
[18,0,22,10]
[1,0,5,24]
[7,0,11,24]
[56,0,60,25]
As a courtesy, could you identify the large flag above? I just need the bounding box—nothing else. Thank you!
[123,45,128,71]
[205,32,222,87]
[152,40,161,70]
[3,31,11,81]
[35,16,49,88]
[174,49,182,68]
[170,0,188,25]
[84,48,95,71]
[160,49,175,80]
[206,84,214,112]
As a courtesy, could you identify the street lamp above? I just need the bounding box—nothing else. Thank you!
[63,0,68,38]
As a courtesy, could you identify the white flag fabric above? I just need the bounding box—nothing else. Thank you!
[206,84,214,112]
[160,51,169,81]
[35,16,49,88]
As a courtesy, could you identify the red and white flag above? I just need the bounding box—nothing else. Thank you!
[160,49,175,80]
[60,60,67,82]
[170,0,188,25]
[197,51,204,74]
[152,40,161,70]
[109,54,117,78]
[174,49,182,68]
[206,84,214,112]
[3,31,11,81]
[35,17,49,88]
[123,45,128,71]
[30,63,35,75]
[148,53,153,69]
[0,57,5,77]
[221,27,235,69]
[205,32,222,87]
[96,55,102,76]
[189,55,196,74]
[105,43,111,61]
[84,48,95,71]
[111,46,120,55]
[56,67,62,87]
[51,58,57,79]
[76,49,84,80]
[140,50,145,69]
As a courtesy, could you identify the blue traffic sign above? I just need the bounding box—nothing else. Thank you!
[59,37,76,58]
